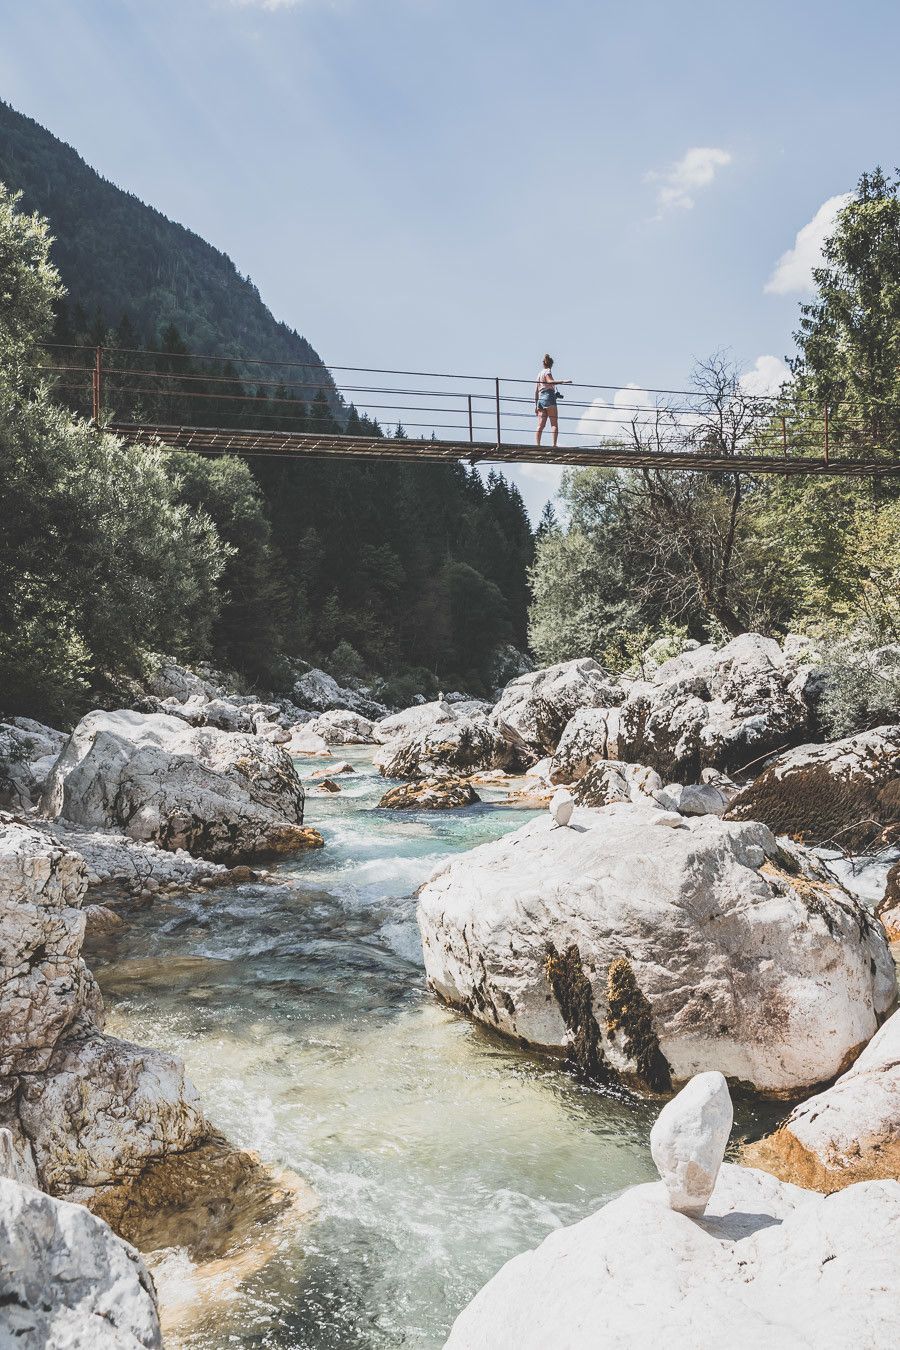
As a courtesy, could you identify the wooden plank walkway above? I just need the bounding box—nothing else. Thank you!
[108,422,900,477]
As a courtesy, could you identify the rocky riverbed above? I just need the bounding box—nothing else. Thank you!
[1,636,898,1347]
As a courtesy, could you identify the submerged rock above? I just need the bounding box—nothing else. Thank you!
[0,1169,162,1348]
[378,779,480,810]
[726,725,900,850]
[416,803,895,1096]
[42,709,321,864]
[745,1005,900,1191]
[443,1079,900,1350]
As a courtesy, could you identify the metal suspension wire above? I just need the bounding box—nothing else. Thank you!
[39,343,899,476]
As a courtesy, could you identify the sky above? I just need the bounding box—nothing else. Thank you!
[2,0,898,517]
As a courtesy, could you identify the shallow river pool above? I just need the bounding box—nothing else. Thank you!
[90,748,784,1348]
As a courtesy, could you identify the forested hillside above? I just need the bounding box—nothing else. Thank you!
[0,100,332,381]
[0,104,534,713]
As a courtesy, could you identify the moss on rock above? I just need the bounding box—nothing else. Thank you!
[605,957,672,1093]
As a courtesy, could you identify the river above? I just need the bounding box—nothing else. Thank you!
[89,747,783,1348]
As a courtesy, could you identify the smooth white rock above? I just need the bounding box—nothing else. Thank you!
[417,803,895,1095]
[491,658,625,761]
[42,709,308,863]
[443,1165,900,1350]
[650,1071,733,1215]
[374,700,456,744]
[548,787,574,828]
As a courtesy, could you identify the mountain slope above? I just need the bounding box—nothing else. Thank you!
[0,99,331,385]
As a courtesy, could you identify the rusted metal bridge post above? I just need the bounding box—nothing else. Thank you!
[495,377,501,445]
[824,403,830,466]
[92,345,103,424]
[468,394,474,445]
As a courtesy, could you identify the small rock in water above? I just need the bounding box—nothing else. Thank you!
[310,761,354,778]
[549,787,574,828]
[317,779,342,793]
[650,1071,733,1216]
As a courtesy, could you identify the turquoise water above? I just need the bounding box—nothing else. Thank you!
[91,749,781,1348]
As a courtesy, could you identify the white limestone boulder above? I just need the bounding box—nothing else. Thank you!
[416,803,895,1095]
[15,1030,209,1205]
[0,822,98,1077]
[548,707,624,783]
[146,659,221,702]
[745,1005,900,1190]
[0,719,65,810]
[572,760,663,807]
[617,633,816,780]
[31,818,232,899]
[491,659,626,762]
[292,668,388,719]
[726,725,900,850]
[160,695,255,735]
[650,1071,733,1215]
[375,716,519,780]
[443,1163,900,1350]
[304,709,377,744]
[0,1172,162,1348]
[659,781,734,817]
[0,823,294,1260]
[373,699,457,744]
[41,710,319,864]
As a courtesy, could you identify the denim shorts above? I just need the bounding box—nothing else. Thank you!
[537,389,557,409]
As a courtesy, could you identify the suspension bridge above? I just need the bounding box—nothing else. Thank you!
[41,345,900,477]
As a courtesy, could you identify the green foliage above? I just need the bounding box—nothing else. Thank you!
[166,450,289,685]
[328,640,366,683]
[792,168,900,447]
[0,181,62,369]
[0,103,537,704]
[0,185,226,725]
[817,643,900,738]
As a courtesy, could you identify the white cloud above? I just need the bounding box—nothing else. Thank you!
[576,384,655,442]
[647,147,732,216]
[764,193,851,295]
[740,354,791,397]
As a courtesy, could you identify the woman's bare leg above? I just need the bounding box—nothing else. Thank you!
[536,408,549,445]
[548,405,559,447]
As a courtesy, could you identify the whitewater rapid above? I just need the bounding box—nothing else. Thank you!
[90,747,781,1348]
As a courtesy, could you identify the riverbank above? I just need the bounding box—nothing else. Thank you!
[88,747,786,1347]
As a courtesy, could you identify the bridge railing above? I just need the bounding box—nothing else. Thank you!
[37,342,890,468]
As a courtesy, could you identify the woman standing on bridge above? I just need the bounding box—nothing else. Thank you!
[535,354,571,447]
